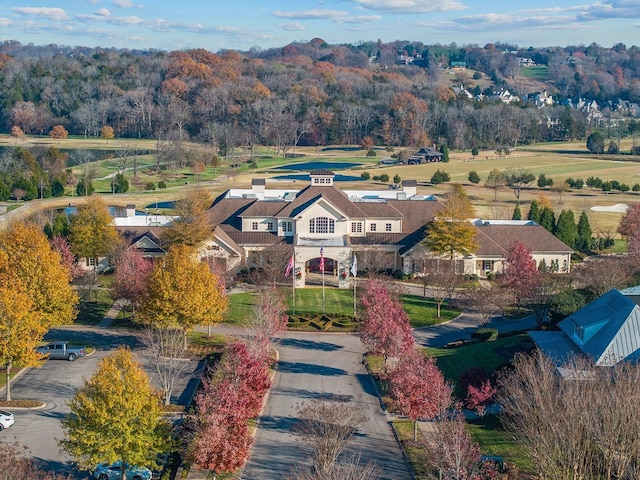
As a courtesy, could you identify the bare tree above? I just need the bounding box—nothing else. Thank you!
[247,287,289,354]
[285,455,379,480]
[251,242,292,287]
[292,398,367,475]
[526,272,571,327]
[423,258,465,318]
[422,411,481,480]
[571,255,636,299]
[496,350,640,480]
[461,285,505,325]
[140,325,194,405]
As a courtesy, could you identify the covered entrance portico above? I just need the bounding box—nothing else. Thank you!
[292,237,352,289]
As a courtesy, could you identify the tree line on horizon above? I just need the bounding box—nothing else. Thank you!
[1,38,640,158]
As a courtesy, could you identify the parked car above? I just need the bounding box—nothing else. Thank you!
[36,342,86,361]
[0,410,14,431]
[93,461,152,480]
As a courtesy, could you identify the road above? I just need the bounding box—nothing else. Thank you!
[241,332,413,480]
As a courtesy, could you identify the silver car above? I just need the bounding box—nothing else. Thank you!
[0,410,14,431]
[93,461,152,480]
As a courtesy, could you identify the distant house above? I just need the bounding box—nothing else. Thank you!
[491,88,520,104]
[408,146,443,164]
[529,289,640,373]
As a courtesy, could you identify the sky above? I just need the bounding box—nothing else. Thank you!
[1,0,639,52]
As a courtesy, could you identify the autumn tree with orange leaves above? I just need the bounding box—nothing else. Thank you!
[0,223,78,400]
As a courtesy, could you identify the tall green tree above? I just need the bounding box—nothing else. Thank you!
[586,131,605,154]
[439,144,449,162]
[423,184,477,259]
[141,244,228,347]
[539,207,556,232]
[528,200,540,223]
[576,211,593,253]
[68,195,121,265]
[554,210,577,249]
[512,205,522,220]
[60,347,172,479]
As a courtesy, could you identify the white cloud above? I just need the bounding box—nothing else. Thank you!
[11,7,68,21]
[348,0,466,14]
[279,22,306,31]
[0,17,12,27]
[113,0,135,7]
[272,9,380,24]
[273,9,350,21]
[94,8,111,17]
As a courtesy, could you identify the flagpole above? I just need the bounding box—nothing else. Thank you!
[321,241,325,314]
[292,250,296,315]
[353,275,356,318]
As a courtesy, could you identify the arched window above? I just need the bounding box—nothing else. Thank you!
[309,217,335,233]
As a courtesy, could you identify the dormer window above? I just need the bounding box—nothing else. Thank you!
[309,217,335,234]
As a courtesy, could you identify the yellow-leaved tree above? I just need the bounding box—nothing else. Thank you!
[68,195,121,268]
[423,183,477,260]
[141,244,228,347]
[59,347,172,478]
[0,222,78,400]
[161,188,213,247]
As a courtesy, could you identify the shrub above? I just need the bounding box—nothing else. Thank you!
[366,148,376,157]
[360,171,370,180]
[431,169,450,185]
[471,327,499,342]
[378,173,389,183]
[393,269,403,279]
[158,180,167,189]
[145,182,156,191]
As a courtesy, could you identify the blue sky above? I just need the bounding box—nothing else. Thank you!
[1,1,639,52]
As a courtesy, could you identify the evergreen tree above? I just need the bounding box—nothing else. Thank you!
[554,210,577,248]
[576,211,592,253]
[539,207,556,232]
[468,171,481,184]
[440,144,449,162]
[528,200,540,223]
[512,204,522,220]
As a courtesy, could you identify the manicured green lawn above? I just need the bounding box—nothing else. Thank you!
[425,334,534,393]
[225,287,460,327]
[520,65,549,81]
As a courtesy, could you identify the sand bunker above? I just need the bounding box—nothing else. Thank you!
[590,204,629,213]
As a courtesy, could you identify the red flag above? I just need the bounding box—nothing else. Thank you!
[319,246,325,272]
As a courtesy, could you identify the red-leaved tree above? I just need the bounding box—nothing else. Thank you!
[190,377,253,475]
[464,380,496,418]
[360,278,414,370]
[618,203,640,262]
[50,235,83,280]
[112,248,153,320]
[501,240,540,312]
[387,350,452,440]
[215,341,272,418]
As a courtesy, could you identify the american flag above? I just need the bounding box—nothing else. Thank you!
[285,254,294,277]
[319,246,325,272]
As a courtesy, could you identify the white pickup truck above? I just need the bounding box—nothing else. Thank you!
[36,342,86,361]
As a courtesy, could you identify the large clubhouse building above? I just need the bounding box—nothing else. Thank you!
[114,170,572,287]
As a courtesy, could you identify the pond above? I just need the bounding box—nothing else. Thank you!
[273,173,364,182]
[272,161,364,171]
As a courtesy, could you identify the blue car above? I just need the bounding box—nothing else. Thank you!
[93,461,152,480]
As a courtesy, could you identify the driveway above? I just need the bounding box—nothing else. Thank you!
[413,312,538,348]
[241,332,413,480]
